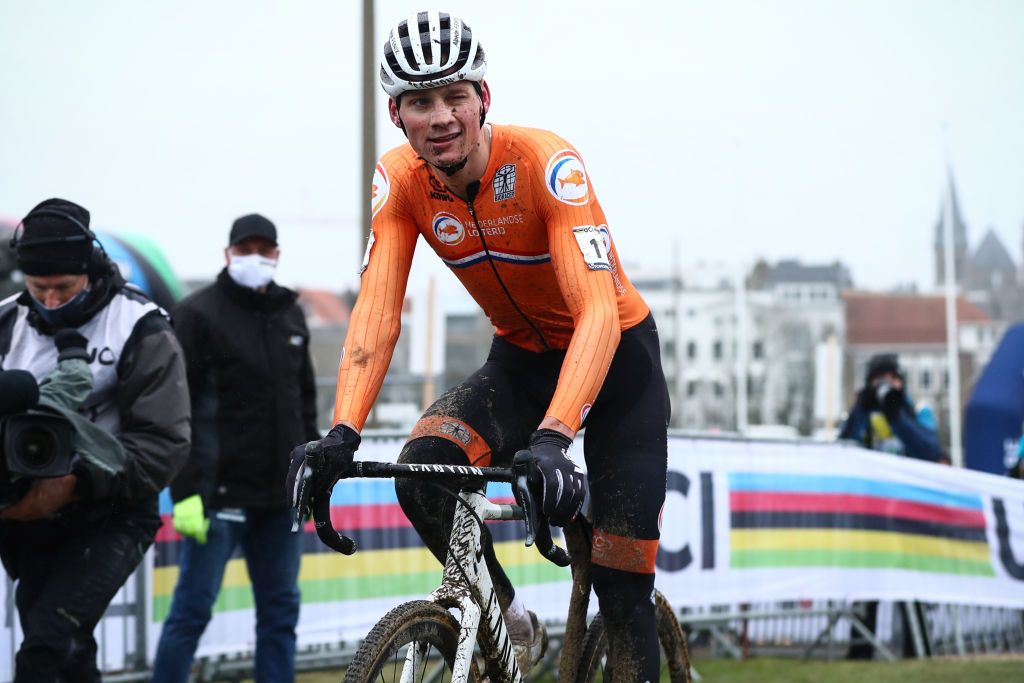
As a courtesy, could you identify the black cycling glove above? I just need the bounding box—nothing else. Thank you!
[286,423,361,526]
[525,428,584,526]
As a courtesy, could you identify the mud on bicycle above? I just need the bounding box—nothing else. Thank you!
[307,453,691,683]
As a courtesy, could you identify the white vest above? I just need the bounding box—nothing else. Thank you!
[1,290,162,436]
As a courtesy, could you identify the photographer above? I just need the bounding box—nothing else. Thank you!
[839,353,943,463]
[0,198,190,682]
[839,353,943,660]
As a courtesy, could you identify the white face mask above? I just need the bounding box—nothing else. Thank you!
[227,254,277,290]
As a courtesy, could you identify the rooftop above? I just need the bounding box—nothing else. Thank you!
[844,291,989,345]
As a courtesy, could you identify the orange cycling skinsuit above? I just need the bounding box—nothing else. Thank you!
[286,10,670,681]
[334,124,650,433]
[342,123,671,679]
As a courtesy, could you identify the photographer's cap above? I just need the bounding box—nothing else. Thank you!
[15,198,93,275]
[865,353,901,384]
[229,214,277,246]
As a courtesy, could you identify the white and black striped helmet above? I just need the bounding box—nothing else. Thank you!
[379,11,487,98]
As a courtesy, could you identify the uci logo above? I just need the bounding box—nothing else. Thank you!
[88,346,116,366]
[432,212,466,246]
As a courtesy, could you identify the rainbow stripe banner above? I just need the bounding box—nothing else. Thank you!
[152,479,567,621]
[141,436,1024,664]
[650,438,1024,610]
[148,438,573,661]
[728,473,992,576]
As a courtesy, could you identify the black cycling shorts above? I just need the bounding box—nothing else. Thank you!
[404,311,669,573]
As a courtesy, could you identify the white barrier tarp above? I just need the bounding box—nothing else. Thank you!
[4,435,1023,678]
[655,438,1024,611]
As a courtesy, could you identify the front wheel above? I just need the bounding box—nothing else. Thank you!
[343,600,481,683]
[577,590,690,683]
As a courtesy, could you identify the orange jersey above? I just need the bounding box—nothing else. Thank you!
[335,124,650,431]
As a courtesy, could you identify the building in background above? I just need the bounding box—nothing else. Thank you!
[934,172,971,290]
[934,171,1024,323]
[842,291,1001,448]
[966,228,1023,322]
[630,259,848,435]
[443,311,492,392]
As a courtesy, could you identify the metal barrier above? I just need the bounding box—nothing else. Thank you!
[675,600,1024,662]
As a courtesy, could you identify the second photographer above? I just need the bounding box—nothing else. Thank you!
[0,198,190,683]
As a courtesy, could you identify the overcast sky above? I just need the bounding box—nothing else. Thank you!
[2,0,1023,305]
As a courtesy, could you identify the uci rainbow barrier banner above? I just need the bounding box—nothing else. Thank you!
[655,438,1024,610]
[145,435,1024,662]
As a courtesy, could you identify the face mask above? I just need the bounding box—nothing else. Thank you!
[31,286,91,328]
[228,254,277,290]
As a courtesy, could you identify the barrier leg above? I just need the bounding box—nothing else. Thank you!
[848,611,898,662]
[901,602,928,658]
[708,625,743,660]
[801,611,843,660]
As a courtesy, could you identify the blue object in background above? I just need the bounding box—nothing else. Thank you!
[964,323,1024,474]
[94,230,152,294]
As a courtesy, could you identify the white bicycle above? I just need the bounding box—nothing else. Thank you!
[308,456,690,683]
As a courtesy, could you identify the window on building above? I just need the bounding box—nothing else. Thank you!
[687,341,697,359]
[713,340,723,360]
[921,369,931,389]
[713,381,724,398]
[686,380,699,397]
[664,340,676,359]
[752,340,764,359]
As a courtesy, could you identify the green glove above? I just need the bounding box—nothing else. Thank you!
[173,494,210,544]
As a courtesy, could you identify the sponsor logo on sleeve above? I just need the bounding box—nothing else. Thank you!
[545,149,589,205]
[371,162,390,218]
[492,163,517,201]
[432,212,466,246]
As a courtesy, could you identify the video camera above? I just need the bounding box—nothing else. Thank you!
[0,369,75,508]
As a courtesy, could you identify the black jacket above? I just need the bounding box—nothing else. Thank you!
[170,270,319,509]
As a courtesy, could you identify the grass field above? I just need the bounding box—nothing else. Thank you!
[291,655,1024,683]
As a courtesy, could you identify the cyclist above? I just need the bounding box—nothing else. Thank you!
[288,11,670,680]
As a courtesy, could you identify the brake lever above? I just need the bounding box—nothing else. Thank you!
[514,472,538,547]
[512,449,570,567]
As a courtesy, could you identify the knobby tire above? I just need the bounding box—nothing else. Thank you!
[577,590,691,683]
[343,600,482,683]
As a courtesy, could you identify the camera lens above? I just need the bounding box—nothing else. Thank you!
[12,425,58,472]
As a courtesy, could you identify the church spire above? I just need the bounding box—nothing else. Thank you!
[934,167,969,288]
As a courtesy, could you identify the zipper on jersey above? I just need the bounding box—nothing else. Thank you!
[465,181,551,352]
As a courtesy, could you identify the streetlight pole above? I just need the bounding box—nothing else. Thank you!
[941,125,963,466]
[360,0,376,272]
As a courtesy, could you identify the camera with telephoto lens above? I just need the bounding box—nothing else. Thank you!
[0,369,75,508]
[874,380,894,403]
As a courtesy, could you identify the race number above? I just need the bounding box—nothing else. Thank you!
[572,225,611,271]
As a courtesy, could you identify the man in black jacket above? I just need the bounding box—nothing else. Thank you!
[0,198,191,683]
[153,214,319,683]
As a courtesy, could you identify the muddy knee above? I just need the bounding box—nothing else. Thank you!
[394,437,469,563]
